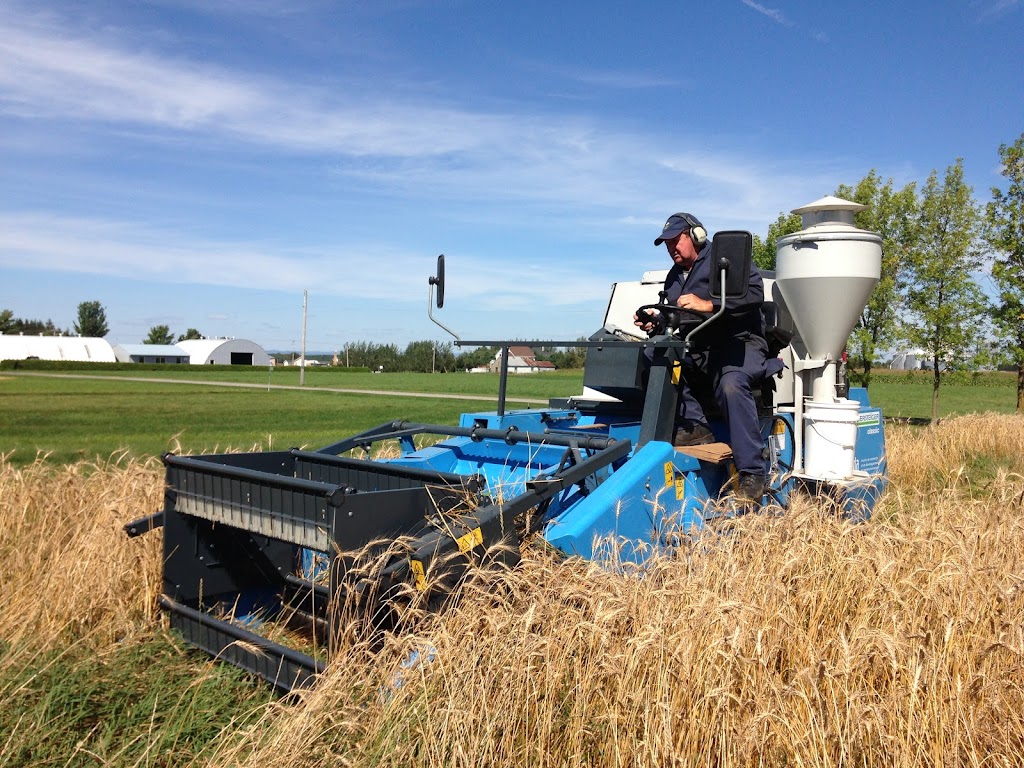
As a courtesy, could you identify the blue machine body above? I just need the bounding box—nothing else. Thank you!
[374,384,887,565]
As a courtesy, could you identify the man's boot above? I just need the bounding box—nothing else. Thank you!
[736,472,766,509]
[673,420,714,447]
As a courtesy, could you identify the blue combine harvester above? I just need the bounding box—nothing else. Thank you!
[127,197,888,692]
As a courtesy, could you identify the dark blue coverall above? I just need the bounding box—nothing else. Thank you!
[662,240,783,476]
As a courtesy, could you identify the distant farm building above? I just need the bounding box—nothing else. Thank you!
[0,334,116,362]
[0,334,270,366]
[176,338,271,366]
[889,350,932,370]
[283,356,324,367]
[488,346,556,374]
[113,344,190,364]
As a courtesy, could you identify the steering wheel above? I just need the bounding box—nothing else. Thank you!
[635,303,709,334]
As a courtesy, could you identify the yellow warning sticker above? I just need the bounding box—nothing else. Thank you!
[410,559,427,591]
[770,418,787,453]
[664,462,674,487]
[675,476,685,500]
[456,527,484,553]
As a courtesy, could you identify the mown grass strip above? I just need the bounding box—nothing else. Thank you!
[0,634,273,768]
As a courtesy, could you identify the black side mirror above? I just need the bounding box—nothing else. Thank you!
[429,253,445,308]
[708,231,752,299]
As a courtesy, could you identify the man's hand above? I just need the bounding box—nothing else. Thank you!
[675,293,713,313]
[634,308,661,334]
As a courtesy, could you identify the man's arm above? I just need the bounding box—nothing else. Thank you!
[675,293,713,313]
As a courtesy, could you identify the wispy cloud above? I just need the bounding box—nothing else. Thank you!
[977,0,1021,17]
[0,18,264,128]
[0,12,494,156]
[554,68,682,90]
[141,0,324,17]
[739,0,830,42]
[0,212,619,311]
[0,7,846,221]
[740,0,791,26]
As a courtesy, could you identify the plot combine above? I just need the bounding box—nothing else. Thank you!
[127,197,887,692]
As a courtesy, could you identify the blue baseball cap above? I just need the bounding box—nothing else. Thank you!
[654,212,702,245]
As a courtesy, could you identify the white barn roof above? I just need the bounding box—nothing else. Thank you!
[175,338,270,366]
[115,344,188,357]
[113,344,190,362]
[0,334,116,362]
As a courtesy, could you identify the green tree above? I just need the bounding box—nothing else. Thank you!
[399,340,457,372]
[538,341,588,369]
[985,132,1024,412]
[432,341,457,373]
[402,340,434,372]
[835,171,920,389]
[903,159,987,420]
[1,312,65,335]
[144,325,175,344]
[752,211,802,270]
[345,341,401,371]
[74,301,109,337]
[31,319,64,336]
[177,328,204,341]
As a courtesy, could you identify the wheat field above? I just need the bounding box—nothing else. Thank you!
[2,414,1023,766]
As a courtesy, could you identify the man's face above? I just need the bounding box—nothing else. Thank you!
[665,231,699,268]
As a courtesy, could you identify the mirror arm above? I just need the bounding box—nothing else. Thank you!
[427,285,461,341]
[683,264,729,352]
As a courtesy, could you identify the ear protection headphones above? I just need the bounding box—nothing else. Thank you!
[679,212,707,247]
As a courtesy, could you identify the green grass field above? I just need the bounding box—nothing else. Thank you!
[859,374,1019,418]
[0,376,478,465]
[6,365,585,399]
[0,368,1019,466]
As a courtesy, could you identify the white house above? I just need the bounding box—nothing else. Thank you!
[284,356,323,367]
[488,346,557,374]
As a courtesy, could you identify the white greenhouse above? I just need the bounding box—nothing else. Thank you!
[175,338,271,366]
[0,334,116,362]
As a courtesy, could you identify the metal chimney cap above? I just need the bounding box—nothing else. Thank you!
[791,195,867,215]
[791,195,867,229]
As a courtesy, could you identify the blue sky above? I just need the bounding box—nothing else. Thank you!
[1,0,1022,353]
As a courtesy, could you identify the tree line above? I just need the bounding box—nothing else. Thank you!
[751,132,1024,417]
[0,301,109,338]
[1,303,203,345]
[311,341,587,373]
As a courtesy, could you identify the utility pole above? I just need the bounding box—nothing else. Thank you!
[300,289,308,387]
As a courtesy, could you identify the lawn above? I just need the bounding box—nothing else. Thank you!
[0,375,495,465]
[8,365,585,400]
[860,369,1020,418]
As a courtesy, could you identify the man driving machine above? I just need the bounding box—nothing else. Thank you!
[636,212,781,505]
